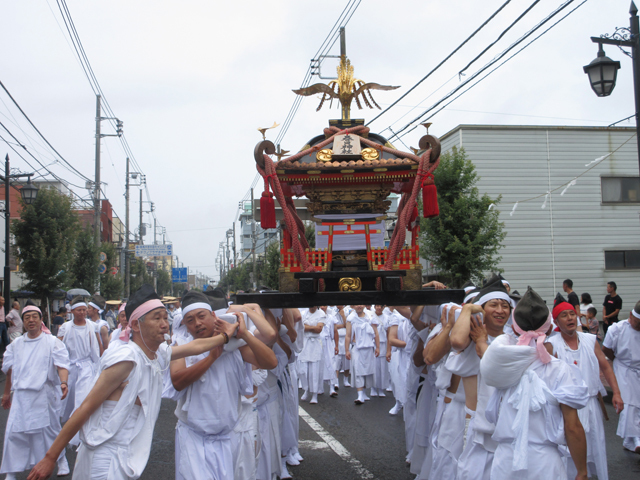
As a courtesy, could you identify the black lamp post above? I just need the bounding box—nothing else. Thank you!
[1,154,38,314]
[583,1,640,174]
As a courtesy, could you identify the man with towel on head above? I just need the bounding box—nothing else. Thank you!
[448,275,513,480]
[548,293,623,480]
[1,301,71,479]
[170,291,277,480]
[28,284,245,480]
[602,300,640,454]
[480,286,589,480]
[109,303,127,345]
[57,296,102,426]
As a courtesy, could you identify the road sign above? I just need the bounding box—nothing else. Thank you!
[172,267,188,283]
[98,264,107,274]
[135,244,173,257]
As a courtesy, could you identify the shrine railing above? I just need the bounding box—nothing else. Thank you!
[279,246,421,272]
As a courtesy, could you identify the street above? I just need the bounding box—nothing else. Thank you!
[0,372,638,480]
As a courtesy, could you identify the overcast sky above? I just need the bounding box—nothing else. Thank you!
[1,0,633,282]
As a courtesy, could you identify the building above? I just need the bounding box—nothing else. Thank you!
[239,201,278,260]
[439,125,639,318]
[76,199,114,243]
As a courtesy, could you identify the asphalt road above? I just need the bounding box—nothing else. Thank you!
[0,372,638,479]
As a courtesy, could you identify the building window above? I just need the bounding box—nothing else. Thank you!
[601,176,640,203]
[604,250,640,269]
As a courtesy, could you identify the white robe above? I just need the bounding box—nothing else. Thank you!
[0,333,70,474]
[320,312,337,383]
[388,310,408,404]
[370,313,389,390]
[347,311,375,388]
[174,335,252,480]
[59,320,101,424]
[74,341,172,480]
[603,320,640,449]
[549,332,609,480]
[482,334,588,480]
[298,309,325,394]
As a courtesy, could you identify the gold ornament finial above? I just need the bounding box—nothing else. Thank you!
[257,121,280,140]
[293,55,399,121]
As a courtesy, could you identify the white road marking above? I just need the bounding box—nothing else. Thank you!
[298,439,330,451]
[298,406,376,479]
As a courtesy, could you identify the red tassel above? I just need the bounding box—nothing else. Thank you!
[422,180,439,218]
[260,191,277,229]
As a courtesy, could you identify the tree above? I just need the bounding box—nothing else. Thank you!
[419,147,505,288]
[218,262,253,292]
[304,223,316,248]
[156,268,172,296]
[70,228,100,292]
[262,242,280,289]
[11,187,79,301]
[100,242,123,299]
[129,257,153,293]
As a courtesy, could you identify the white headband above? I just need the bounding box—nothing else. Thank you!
[88,302,103,313]
[632,308,640,319]
[71,302,87,310]
[464,291,480,303]
[181,302,212,318]
[475,291,514,308]
[463,286,476,293]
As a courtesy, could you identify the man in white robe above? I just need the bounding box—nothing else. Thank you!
[170,292,277,480]
[28,284,244,480]
[370,305,389,397]
[480,286,589,480]
[1,303,71,479]
[109,303,127,345]
[387,307,409,415]
[299,307,325,404]
[320,306,339,396]
[345,305,379,405]
[448,277,513,480]
[88,295,110,351]
[57,296,102,426]
[548,294,624,480]
[333,306,350,388]
[602,300,640,454]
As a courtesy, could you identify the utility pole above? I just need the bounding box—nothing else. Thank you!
[232,222,236,268]
[251,188,257,291]
[125,157,130,298]
[139,189,143,245]
[154,217,157,245]
[94,95,102,247]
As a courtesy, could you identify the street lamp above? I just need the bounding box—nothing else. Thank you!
[584,1,640,173]
[1,154,38,314]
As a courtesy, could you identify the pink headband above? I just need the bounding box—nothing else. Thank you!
[119,299,164,342]
[511,312,552,364]
[22,305,42,318]
[118,303,127,314]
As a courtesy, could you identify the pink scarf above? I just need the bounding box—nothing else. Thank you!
[119,299,164,342]
[511,312,552,364]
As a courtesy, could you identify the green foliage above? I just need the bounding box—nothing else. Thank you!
[100,242,123,299]
[12,188,79,299]
[305,223,315,248]
[262,242,280,289]
[156,268,172,296]
[173,282,187,298]
[419,147,505,288]
[70,228,100,292]
[129,257,153,293]
[218,262,253,292]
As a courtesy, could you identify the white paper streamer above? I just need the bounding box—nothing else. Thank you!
[541,193,549,209]
[488,203,495,211]
[510,202,519,217]
[585,153,611,167]
[560,179,577,196]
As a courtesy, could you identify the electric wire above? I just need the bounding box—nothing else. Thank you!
[367,0,514,127]
[387,0,585,142]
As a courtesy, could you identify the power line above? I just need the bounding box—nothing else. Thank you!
[367,0,514,126]
[388,0,587,142]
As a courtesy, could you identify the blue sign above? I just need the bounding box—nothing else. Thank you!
[172,267,188,283]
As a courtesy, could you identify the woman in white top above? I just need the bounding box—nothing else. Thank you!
[579,293,595,332]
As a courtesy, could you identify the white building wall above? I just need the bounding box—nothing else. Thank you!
[439,125,639,319]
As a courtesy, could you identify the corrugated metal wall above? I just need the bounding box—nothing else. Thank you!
[439,125,639,319]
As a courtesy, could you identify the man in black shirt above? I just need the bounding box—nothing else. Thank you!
[562,279,580,316]
[603,281,623,336]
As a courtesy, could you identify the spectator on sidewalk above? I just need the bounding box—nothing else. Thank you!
[51,308,66,337]
[603,281,622,336]
[0,298,10,357]
[562,279,580,316]
[579,293,595,332]
[6,302,23,342]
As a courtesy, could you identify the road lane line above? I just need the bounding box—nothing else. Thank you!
[298,406,375,479]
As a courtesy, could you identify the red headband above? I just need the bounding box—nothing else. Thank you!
[552,302,574,320]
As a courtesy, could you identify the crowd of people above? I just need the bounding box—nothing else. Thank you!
[0,275,636,480]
